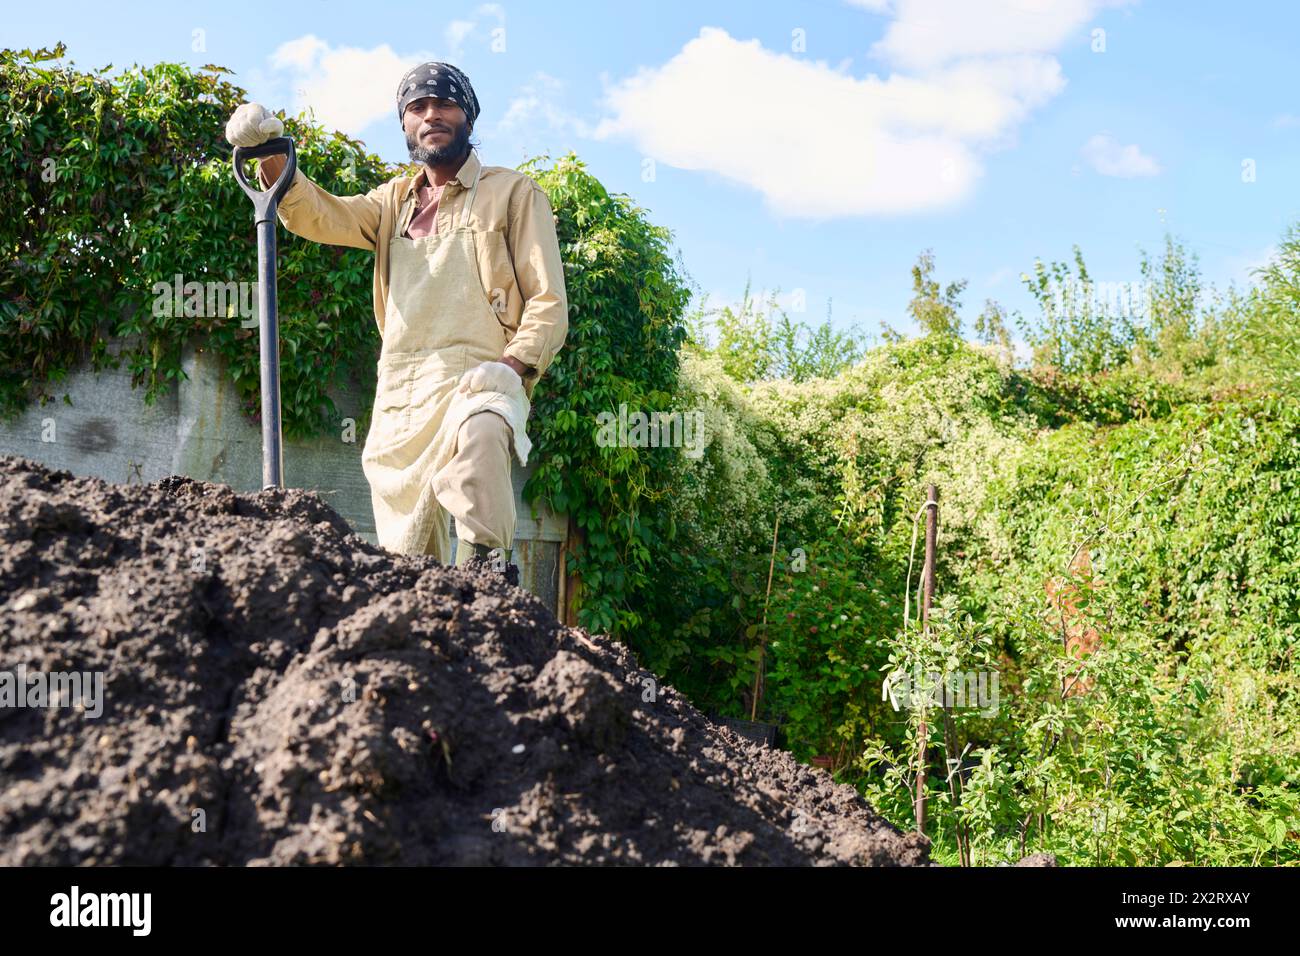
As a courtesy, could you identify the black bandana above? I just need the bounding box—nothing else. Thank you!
[396,62,481,129]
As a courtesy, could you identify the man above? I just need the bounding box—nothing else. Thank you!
[225,62,568,571]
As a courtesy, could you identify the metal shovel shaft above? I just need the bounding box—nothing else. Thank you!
[256,217,283,489]
[231,136,297,490]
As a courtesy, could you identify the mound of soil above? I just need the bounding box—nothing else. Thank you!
[0,455,930,866]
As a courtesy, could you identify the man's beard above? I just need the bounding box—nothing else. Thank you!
[406,119,471,165]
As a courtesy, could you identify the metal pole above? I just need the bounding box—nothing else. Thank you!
[914,485,938,835]
[922,485,938,619]
[232,136,295,492]
[256,217,283,489]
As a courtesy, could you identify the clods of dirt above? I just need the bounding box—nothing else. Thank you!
[0,455,930,866]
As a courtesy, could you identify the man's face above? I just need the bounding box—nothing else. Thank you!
[403,96,470,165]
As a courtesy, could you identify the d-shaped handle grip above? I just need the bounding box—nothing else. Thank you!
[232,137,297,224]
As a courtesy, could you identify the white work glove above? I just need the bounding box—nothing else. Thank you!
[225,103,284,148]
[456,361,523,397]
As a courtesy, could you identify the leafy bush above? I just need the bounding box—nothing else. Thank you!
[515,153,695,645]
[681,278,1299,864]
[0,44,389,438]
[685,278,867,384]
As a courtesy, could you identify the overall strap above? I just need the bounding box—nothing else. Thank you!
[395,187,416,240]
[459,158,483,229]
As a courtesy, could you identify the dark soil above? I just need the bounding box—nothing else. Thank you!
[0,455,931,866]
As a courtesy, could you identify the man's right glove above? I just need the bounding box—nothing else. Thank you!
[456,361,524,397]
[225,103,284,148]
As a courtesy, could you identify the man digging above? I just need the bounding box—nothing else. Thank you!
[225,62,568,572]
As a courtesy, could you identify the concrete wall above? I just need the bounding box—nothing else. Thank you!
[0,341,568,612]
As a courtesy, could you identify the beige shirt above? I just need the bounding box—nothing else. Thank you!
[261,149,568,397]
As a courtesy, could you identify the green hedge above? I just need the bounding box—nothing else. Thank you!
[671,326,1300,865]
[1,44,389,437]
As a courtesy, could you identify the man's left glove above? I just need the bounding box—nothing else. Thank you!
[456,361,523,396]
[225,103,285,148]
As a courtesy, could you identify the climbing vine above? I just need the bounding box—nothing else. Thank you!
[1,43,390,439]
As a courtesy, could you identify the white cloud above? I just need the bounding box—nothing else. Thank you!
[445,21,476,55]
[445,4,506,59]
[267,35,434,136]
[271,35,328,72]
[1080,133,1160,177]
[870,0,1133,71]
[581,1,1140,219]
[590,27,1067,217]
[265,8,505,138]
[1272,113,1300,129]
[497,71,593,138]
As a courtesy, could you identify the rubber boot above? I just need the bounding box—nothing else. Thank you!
[454,539,519,584]
[454,538,496,567]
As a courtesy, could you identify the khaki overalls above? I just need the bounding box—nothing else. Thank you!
[361,161,530,564]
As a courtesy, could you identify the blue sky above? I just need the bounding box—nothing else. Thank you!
[10,0,1300,347]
